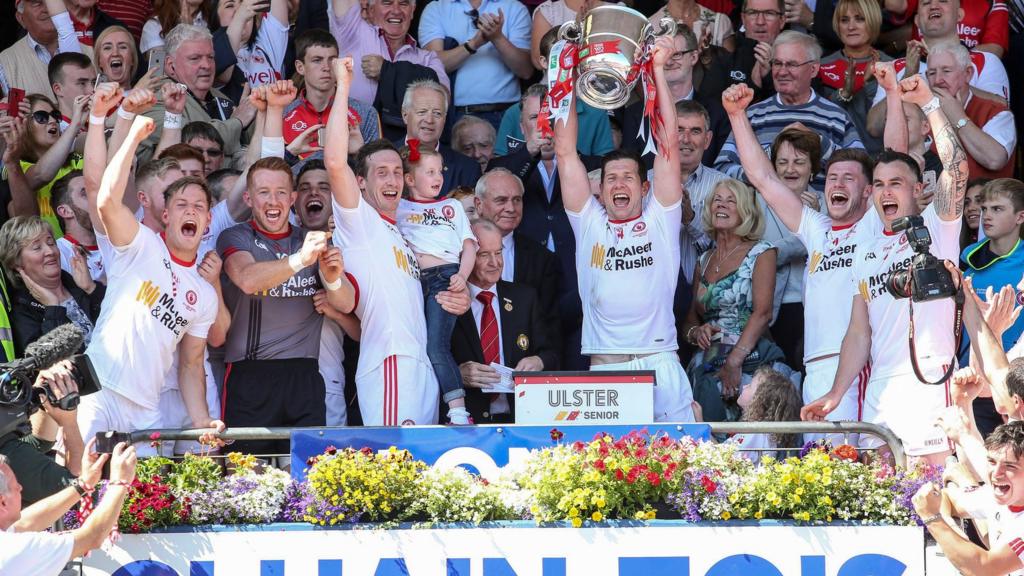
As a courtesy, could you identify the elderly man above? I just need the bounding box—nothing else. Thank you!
[0,0,87,97]
[451,219,558,423]
[140,24,257,164]
[554,37,696,422]
[418,0,532,129]
[703,0,786,101]
[399,80,480,197]
[714,30,863,188]
[452,115,495,173]
[327,0,448,106]
[924,41,1015,179]
[865,0,1010,137]
[619,25,729,170]
[325,57,470,426]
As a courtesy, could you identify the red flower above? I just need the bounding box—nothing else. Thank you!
[635,447,648,459]
[573,441,586,452]
[359,447,373,456]
[149,432,161,441]
[325,445,338,455]
[626,468,641,484]
[831,444,859,462]
[700,475,717,494]
[598,444,609,457]
[550,428,564,442]
[593,459,606,471]
[646,471,661,486]
[614,469,625,481]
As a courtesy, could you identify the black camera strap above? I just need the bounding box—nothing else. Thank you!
[908,288,965,386]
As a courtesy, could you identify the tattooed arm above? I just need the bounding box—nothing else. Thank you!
[897,75,968,222]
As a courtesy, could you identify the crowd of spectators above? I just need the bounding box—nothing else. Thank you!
[0,0,1022,555]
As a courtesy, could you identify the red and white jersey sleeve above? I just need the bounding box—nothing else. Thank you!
[848,205,961,379]
[396,197,476,264]
[332,195,430,374]
[57,236,106,284]
[235,14,289,86]
[567,194,682,355]
[987,500,1024,575]
[87,227,217,409]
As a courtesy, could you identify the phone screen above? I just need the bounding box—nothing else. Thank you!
[95,431,132,453]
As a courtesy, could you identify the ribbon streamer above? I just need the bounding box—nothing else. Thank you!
[626,45,666,157]
[540,39,579,138]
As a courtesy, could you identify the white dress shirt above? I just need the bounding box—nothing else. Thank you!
[500,233,515,282]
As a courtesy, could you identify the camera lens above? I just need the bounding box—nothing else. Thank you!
[885,269,913,299]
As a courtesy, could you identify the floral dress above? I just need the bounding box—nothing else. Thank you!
[697,241,772,340]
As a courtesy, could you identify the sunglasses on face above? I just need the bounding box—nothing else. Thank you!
[31,110,61,125]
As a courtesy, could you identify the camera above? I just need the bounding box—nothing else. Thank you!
[884,215,957,302]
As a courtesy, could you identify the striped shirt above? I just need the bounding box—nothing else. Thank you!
[713,91,864,189]
[97,0,153,41]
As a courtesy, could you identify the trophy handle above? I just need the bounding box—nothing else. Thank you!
[643,17,677,41]
[559,20,582,43]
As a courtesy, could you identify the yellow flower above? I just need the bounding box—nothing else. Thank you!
[646,510,656,520]
[634,510,648,520]
[754,510,763,520]
[720,511,731,520]
[595,498,606,508]
[571,517,583,528]
[728,493,739,503]
[592,511,604,522]
[795,487,805,496]
[568,507,579,518]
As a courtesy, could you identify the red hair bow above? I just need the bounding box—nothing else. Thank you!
[408,138,421,162]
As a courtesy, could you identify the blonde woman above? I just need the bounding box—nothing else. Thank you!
[94,25,140,91]
[682,178,784,422]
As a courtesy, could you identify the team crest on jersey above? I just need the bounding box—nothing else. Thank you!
[1016,290,1024,306]
[186,289,198,306]
[442,205,456,220]
[291,120,308,133]
[632,221,647,236]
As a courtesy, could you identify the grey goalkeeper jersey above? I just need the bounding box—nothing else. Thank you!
[217,221,323,362]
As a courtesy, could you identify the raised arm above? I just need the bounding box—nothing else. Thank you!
[650,36,682,208]
[83,83,125,236]
[897,75,967,222]
[152,82,188,158]
[876,61,909,154]
[553,94,591,213]
[323,57,361,210]
[1,116,38,217]
[24,96,88,190]
[331,0,360,23]
[722,83,803,232]
[97,116,155,247]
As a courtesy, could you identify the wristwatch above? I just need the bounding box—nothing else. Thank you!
[955,117,969,130]
[72,478,89,498]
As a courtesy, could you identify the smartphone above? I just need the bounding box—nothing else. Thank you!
[95,431,132,453]
[94,73,108,90]
[6,88,25,119]
[148,48,166,76]
[317,127,325,146]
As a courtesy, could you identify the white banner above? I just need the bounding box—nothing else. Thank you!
[82,523,923,576]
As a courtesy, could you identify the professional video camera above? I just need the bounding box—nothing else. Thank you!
[0,324,100,438]
[884,215,958,302]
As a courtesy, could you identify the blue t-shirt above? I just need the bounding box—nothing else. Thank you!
[495,99,614,157]
[960,238,1024,364]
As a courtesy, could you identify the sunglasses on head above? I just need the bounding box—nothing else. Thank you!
[465,8,480,28]
[31,110,61,124]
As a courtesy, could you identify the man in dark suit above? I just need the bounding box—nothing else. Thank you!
[452,219,559,423]
[398,80,481,197]
[486,85,596,370]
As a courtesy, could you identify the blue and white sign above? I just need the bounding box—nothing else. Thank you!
[290,425,711,482]
[82,522,925,576]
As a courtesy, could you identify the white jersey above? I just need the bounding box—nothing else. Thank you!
[87,227,218,409]
[319,317,346,395]
[568,194,682,355]
[332,196,428,375]
[56,235,105,283]
[235,13,289,86]
[797,206,882,361]
[849,205,961,380]
[396,197,475,265]
[730,432,778,466]
[959,485,1024,576]
[199,201,239,260]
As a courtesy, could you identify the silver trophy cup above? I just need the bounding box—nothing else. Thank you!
[558,6,676,110]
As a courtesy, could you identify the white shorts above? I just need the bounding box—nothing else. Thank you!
[591,351,696,422]
[77,388,162,457]
[157,377,221,455]
[859,365,952,457]
[802,356,869,445]
[356,355,439,426]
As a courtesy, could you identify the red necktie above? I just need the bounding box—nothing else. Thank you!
[477,291,500,364]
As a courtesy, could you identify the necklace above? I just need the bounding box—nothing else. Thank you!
[714,241,744,274]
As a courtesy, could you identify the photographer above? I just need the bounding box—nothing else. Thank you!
[802,74,969,466]
[0,360,86,506]
[0,441,137,575]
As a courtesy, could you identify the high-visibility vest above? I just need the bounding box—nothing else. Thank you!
[0,274,15,362]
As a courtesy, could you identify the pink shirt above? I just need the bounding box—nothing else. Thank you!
[328,2,450,104]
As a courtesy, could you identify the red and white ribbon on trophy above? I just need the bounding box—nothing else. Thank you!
[625,44,664,157]
[539,38,579,138]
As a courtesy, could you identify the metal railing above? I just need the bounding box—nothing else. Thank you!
[129,421,906,467]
